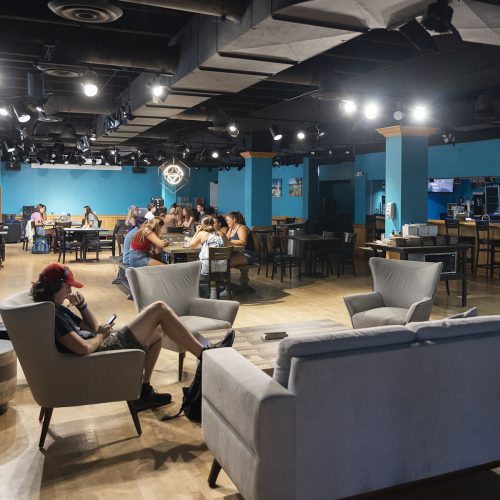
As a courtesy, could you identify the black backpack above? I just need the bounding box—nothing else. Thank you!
[164,359,203,422]
[181,361,202,422]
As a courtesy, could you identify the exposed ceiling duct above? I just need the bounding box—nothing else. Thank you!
[50,34,178,73]
[119,0,247,23]
[45,96,114,115]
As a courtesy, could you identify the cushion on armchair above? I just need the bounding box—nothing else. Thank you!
[351,307,408,329]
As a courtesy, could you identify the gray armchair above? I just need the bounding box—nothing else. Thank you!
[126,261,239,381]
[0,291,146,448]
[344,257,442,328]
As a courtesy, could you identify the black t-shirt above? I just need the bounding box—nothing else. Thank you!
[54,304,95,354]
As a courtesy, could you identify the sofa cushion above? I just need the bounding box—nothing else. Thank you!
[351,307,408,329]
[180,315,231,335]
[446,307,478,320]
[407,315,500,341]
[274,325,414,388]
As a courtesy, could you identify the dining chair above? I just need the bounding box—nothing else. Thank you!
[268,234,301,282]
[200,246,233,299]
[329,232,357,278]
[445,219,475,273]
[475,220,500,277]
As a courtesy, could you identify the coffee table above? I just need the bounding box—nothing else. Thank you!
[201,319,347,374]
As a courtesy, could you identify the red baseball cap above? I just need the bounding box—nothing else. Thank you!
[39,263,83,288]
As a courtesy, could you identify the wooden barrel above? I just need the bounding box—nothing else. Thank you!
[0,340,16,414]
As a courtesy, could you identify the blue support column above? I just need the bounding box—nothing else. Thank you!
[354,173,367,225]
[377,126,436,234]
[241,152,273,226]
[302,156,318,222]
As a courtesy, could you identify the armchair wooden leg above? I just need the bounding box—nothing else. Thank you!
[39,407,45,422]
[127,401,142,435]
[178,352,186,382]
[445,280,450,295]
[208,459,222,488]
[39,407,53,448]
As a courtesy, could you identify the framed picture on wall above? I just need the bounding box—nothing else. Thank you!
[272,179,282,197]
[289,177,302,197]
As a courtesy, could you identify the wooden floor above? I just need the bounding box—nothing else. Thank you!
[2,244,500,500]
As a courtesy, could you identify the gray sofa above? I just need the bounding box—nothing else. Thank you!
[202,314,500,500]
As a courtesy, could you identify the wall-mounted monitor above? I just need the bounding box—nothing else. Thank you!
[428,178,454,193]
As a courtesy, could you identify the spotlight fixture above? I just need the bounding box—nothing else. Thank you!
[12,104,31,123]
[90,133,96,141]
[269,124,283,141]
[316,126,326,137]
[364,103,379,120]
[297,130,306,140]
[149,75,168,101]
[81,71,99,97]
[228,121,239,138]
[341,100,357,114]
[76,135,90,152]
[411,105,428,122]
[211,151,219,159]
[0,105,10,117]
[4,141,16,153]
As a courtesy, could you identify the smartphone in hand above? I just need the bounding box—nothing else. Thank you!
[105,314,117,326]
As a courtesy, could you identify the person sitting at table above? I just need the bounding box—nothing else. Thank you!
[226,211,255,266]
[30,262,235,410]
[31,204,55,248]
[144,203,156,221]
[173,206,183,227]
[196,203,207,222]
[189,216,230,275]
[125,204,139,232]
[160,207,176,229]
[213,215,229,236]
[181,207,195,233]
[82,206,99,229]
[129,217,169,267]
[122,216,146,266]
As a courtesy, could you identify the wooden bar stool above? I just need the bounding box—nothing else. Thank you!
[444,219,475,274]
[474,220,500,277]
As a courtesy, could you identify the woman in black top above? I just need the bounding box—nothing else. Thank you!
[226,211,255,266]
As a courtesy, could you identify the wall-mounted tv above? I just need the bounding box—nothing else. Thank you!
[428,178,454,193]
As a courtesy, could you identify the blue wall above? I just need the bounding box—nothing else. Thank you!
[1,163,160,215]
[177,167,218,206]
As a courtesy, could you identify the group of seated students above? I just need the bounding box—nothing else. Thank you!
[30,203,99,250]
[121,205,255,272]
[125,203,200,234]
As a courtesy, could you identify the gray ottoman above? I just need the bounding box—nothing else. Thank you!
[0,340,16,414]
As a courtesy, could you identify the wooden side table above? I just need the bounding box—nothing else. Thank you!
[0,340,17,414]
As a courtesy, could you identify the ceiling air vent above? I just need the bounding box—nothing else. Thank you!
[36,63,85,78]
[48,0,123,23]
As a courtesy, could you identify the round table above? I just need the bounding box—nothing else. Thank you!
[0,340,17,414]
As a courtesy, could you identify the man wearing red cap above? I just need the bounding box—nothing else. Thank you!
[31,263,234,411]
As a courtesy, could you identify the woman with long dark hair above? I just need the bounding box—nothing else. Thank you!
[82,205,98,228]
[226,211,255,267]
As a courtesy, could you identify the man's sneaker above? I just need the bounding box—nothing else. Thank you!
[133,387,172,411]
[218,289,230,299]
[212,328,235,349]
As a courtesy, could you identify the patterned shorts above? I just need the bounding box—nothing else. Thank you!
[98,326,145,352]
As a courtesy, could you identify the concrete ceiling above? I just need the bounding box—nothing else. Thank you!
[2,0,500,162]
